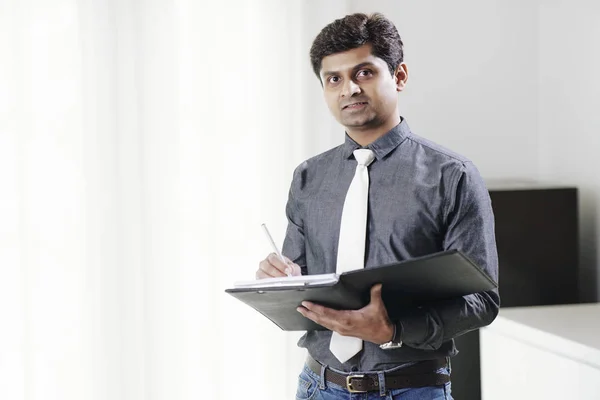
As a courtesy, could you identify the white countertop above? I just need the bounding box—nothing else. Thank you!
[484,179,574,191]
[484,303,600,368]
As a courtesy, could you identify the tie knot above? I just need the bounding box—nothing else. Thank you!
[353,149,375,167]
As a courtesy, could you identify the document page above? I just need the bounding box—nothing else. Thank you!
[233,273,338,288]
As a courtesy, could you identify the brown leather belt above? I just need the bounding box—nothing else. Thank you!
[306,355,450,393]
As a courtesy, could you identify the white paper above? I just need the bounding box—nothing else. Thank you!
[233,273,338,288]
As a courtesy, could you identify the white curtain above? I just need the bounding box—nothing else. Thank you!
[0,0,349,399]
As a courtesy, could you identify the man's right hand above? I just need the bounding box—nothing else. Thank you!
[256,253,302,279]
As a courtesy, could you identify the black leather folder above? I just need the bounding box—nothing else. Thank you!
[225,250,497,331]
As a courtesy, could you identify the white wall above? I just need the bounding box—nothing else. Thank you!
[347,0,540,180]
[538,1,600,302]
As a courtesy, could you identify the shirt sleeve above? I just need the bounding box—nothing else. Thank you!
[282,164,308,275]
[397,161,500,350]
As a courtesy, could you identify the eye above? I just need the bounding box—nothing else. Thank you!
[356,69,373,79]
[327,76,341,85]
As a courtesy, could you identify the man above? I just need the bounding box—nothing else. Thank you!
[256,12,499,399]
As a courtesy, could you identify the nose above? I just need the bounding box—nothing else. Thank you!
[340,79,361,98]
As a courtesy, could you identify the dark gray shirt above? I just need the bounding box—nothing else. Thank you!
[282,119,499,372]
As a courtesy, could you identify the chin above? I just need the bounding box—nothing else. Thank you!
[342,116,376,128]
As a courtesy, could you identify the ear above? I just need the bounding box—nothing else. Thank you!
[394,63,408,92]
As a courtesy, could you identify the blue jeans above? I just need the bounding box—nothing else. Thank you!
[295,364,453,400]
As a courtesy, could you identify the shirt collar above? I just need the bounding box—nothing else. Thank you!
[342,118,411,161]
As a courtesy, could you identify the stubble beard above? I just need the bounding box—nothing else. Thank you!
[341,109,380,130]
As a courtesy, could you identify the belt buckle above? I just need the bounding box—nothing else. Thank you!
[346,374,367,393]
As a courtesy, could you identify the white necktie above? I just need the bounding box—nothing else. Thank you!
[329,148,375,363]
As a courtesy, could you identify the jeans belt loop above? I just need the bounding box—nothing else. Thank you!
[377,371,386,397]
[319,363,327,390]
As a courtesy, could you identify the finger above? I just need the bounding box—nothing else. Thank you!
[258,256,286,278]
[301,301,341,319]
[297,306,336,331]
[283,257,302,276]
[283,256,302,276]
[255,269,272,279]
[267,253,291,275]
[298,305,356,335]
[257,261,284,278]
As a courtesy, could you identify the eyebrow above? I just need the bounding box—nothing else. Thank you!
[321,61,377,78]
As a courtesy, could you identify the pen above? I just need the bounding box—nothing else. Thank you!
[261,223,292,277]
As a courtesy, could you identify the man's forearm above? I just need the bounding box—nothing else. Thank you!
[395,290,500,351]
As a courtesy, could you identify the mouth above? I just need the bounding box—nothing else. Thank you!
[342,101,368,110]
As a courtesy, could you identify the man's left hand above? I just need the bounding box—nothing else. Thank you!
[296,283,394,345]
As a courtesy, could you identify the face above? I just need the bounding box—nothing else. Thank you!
[319,44,407,132]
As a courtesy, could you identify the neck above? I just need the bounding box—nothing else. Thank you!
[346,114,401,147]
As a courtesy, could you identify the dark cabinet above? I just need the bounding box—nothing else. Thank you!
[451,184,580,400]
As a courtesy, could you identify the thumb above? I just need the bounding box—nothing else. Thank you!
[370,283,383,303]
[283,257,302,276]
[290,262,302,276]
